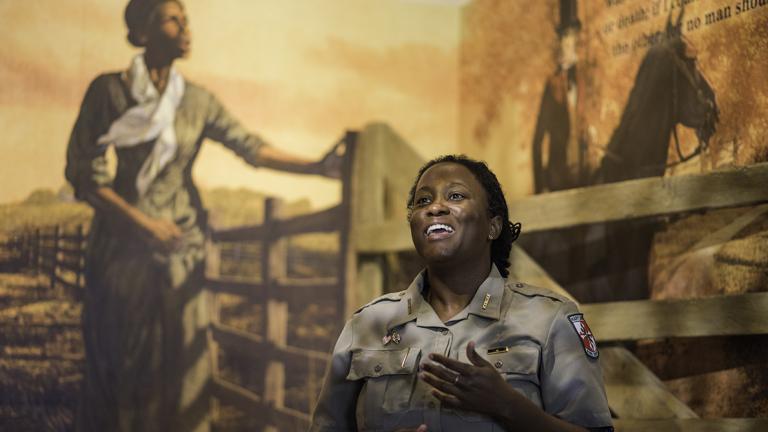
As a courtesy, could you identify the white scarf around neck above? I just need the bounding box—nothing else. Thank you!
[97,54,185,196]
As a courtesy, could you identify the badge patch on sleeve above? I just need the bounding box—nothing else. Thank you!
[568,313,599,359]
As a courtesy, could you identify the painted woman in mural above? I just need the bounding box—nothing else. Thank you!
[531,0,588,193]
[65,1,339,430]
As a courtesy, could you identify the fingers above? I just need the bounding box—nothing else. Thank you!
[159,220,183,239]
[156,228,181,252]
[142,219,183,252]
[431,389,461,408]
[420,370,459,396]
[417,425,428,432]
[421,360,459,384]
[466,341,492,368]
[427,353,474,375]
[323,154,343,179]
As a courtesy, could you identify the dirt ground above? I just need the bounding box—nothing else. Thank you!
[0,272,82,431]
[0,268,329,431]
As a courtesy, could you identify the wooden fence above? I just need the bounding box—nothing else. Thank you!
[205,131,357,431]
[2,124,766,430]
[0,129,367,431]
[355,128,768,432]
[4,225,87,297]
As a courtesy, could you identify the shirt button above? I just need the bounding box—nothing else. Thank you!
[374,364,382,373]
[494,360,503,369]
[515,282,524,288]
[441,329,449,335]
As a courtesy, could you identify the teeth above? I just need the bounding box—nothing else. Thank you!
[426,224,454,236]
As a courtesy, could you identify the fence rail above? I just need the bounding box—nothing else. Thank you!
[356,162,768,252]
[3,225,86,297]
[206,277,339,302]
[582,292,768,341]
[211,205,343,242]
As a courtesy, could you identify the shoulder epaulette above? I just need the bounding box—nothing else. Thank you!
[506,281,571,303]
[354,290,405,314]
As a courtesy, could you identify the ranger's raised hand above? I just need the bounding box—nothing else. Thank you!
[420,341,525,417]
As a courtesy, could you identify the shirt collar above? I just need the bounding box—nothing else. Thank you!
[386,264,506,331]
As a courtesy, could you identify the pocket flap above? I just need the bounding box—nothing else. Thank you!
[347,347,421,380]
[460,344,540,376]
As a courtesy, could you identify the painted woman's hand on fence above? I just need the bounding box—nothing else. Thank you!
[316,141,345,179]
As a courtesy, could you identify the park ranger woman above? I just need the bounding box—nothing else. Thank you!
[310,155,613,431]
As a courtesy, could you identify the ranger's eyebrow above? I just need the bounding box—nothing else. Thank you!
[446,181,469,188]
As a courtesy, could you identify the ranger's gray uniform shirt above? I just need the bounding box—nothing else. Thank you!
[310,265,613,431]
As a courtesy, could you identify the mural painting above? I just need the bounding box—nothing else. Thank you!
[0,0,459,430]
[0,0,766,428]
[460,0,767,418]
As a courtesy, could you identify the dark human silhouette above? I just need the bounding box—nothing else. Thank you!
[532,0,588,193]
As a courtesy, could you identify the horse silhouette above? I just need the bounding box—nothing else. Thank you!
[586,7,720,301]
[526,8,720,302]
[594,8,719,184]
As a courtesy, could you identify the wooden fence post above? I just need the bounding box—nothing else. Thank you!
[25,232,32,267]
[75,225,85,288]
[338,132,359,325]
[205,229,222,422]
[263,198,287,432]
[34,228,41,274]
[50,226,60,290]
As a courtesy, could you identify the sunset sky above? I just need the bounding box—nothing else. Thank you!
[0,0,462,208]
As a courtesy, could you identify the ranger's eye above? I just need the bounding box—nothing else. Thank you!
[414,196,431,206]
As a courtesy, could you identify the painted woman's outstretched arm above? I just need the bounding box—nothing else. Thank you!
[203,93,342,178]
[255,144,341,178]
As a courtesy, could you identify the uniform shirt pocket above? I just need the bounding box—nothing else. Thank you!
[485,344,541,384]
[347,347,420,380]
[460,344,543,407]
[347,346,421,427]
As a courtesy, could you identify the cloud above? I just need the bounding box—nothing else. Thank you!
[195,36,459,150]
[0,1,130,110]
[307,37,457,107]
[0,55,89,110]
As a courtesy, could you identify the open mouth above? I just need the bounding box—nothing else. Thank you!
[424,223,455,240]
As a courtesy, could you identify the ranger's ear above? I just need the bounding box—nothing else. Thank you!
[488,215,503,240]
